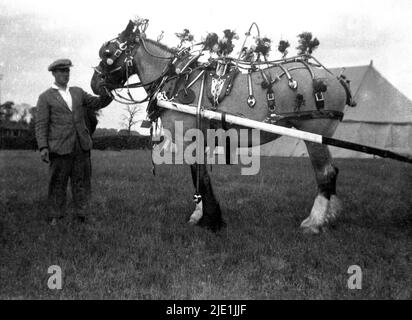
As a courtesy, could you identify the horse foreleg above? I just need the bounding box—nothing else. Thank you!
[301,142,342,234]
[189,164,225,231]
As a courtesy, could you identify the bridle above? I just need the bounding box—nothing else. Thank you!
[95,21,177,105]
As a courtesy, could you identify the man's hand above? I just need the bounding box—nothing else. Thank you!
[40,148,50,163]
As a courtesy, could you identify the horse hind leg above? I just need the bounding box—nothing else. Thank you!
[301,141,342,234]
[189,164,225,231]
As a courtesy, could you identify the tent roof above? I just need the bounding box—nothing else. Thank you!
[329,62,412,124]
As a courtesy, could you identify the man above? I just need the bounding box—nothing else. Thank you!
[35,58,112,225]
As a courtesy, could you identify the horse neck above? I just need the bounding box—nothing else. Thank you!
[133,40,173,86]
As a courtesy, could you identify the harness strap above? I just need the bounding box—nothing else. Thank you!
[225,68,239,96]
[339,76,357,107]
[267,87,276,112]
[261,70,277,113]
[266,110,344,124]
[149,124,156,176]
[221,112,229,131]
[187,70,206,89]
[301,60,327,111]
[194,73,206,204]
[175,54,202,74]
[277,63,298,90]
[221,112,232,165]
[247,69,256,108]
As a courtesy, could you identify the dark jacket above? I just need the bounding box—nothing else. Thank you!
[84,108,99,135]
[35,86,112,154]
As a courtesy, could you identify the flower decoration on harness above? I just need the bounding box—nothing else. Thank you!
[203,32,219,53]
[240,36,272,62]
[203,29,239,57]
[219,29,239,56]
[278,40,290,58]
[255,37,272,59]
[175,29,195,48]
[296,32,320,55]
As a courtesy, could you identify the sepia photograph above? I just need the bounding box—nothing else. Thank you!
[0,0,411,305]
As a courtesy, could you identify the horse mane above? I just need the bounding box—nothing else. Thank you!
[143,38,178,55]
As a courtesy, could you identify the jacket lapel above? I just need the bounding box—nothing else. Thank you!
[51,89,71,112]
[69,88,79,114]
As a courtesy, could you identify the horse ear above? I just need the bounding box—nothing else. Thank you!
[124,20,136,36]
[119,20,137,42]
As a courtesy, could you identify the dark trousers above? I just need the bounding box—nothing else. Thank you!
[48,138,91,217]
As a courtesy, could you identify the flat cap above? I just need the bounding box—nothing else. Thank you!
[48,59,73,71]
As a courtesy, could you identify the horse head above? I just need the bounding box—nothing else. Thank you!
[91,19,143,95]
[91,18,175,97]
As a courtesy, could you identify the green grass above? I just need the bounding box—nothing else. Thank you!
[0,150,411,299]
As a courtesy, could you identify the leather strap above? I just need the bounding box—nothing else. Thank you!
[221,112,232,165]
[267,110,344,123]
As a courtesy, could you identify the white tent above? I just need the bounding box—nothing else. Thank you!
[258,61,412,158]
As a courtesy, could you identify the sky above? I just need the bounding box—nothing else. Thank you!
[1,0,412,130]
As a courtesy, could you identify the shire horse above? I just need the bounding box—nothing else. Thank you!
[91,20,353,234]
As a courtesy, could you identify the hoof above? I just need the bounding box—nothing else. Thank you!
[300,217,322,235]
[300,216,317,228]
[301,224,321,235]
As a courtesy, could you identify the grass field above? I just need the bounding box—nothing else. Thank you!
[0,150,411,299]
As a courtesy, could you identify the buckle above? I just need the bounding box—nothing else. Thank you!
[315,92,324,102]
[288,79,298,90]
[114,49,122,57]
[118,42,127,50]
[126,59,133,67]
[247,95,256,108]
[267,92,275,101]
[193,194,202,204]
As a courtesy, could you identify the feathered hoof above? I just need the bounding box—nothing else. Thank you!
[325,195,343,224]
[300,217,322,235]
[301,224,321,235]
[188,201,203,225]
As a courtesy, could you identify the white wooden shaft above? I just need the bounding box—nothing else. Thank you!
[157,99,323,144]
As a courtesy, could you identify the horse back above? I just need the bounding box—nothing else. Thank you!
[213,63,346,121]
[166,61,347,124]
